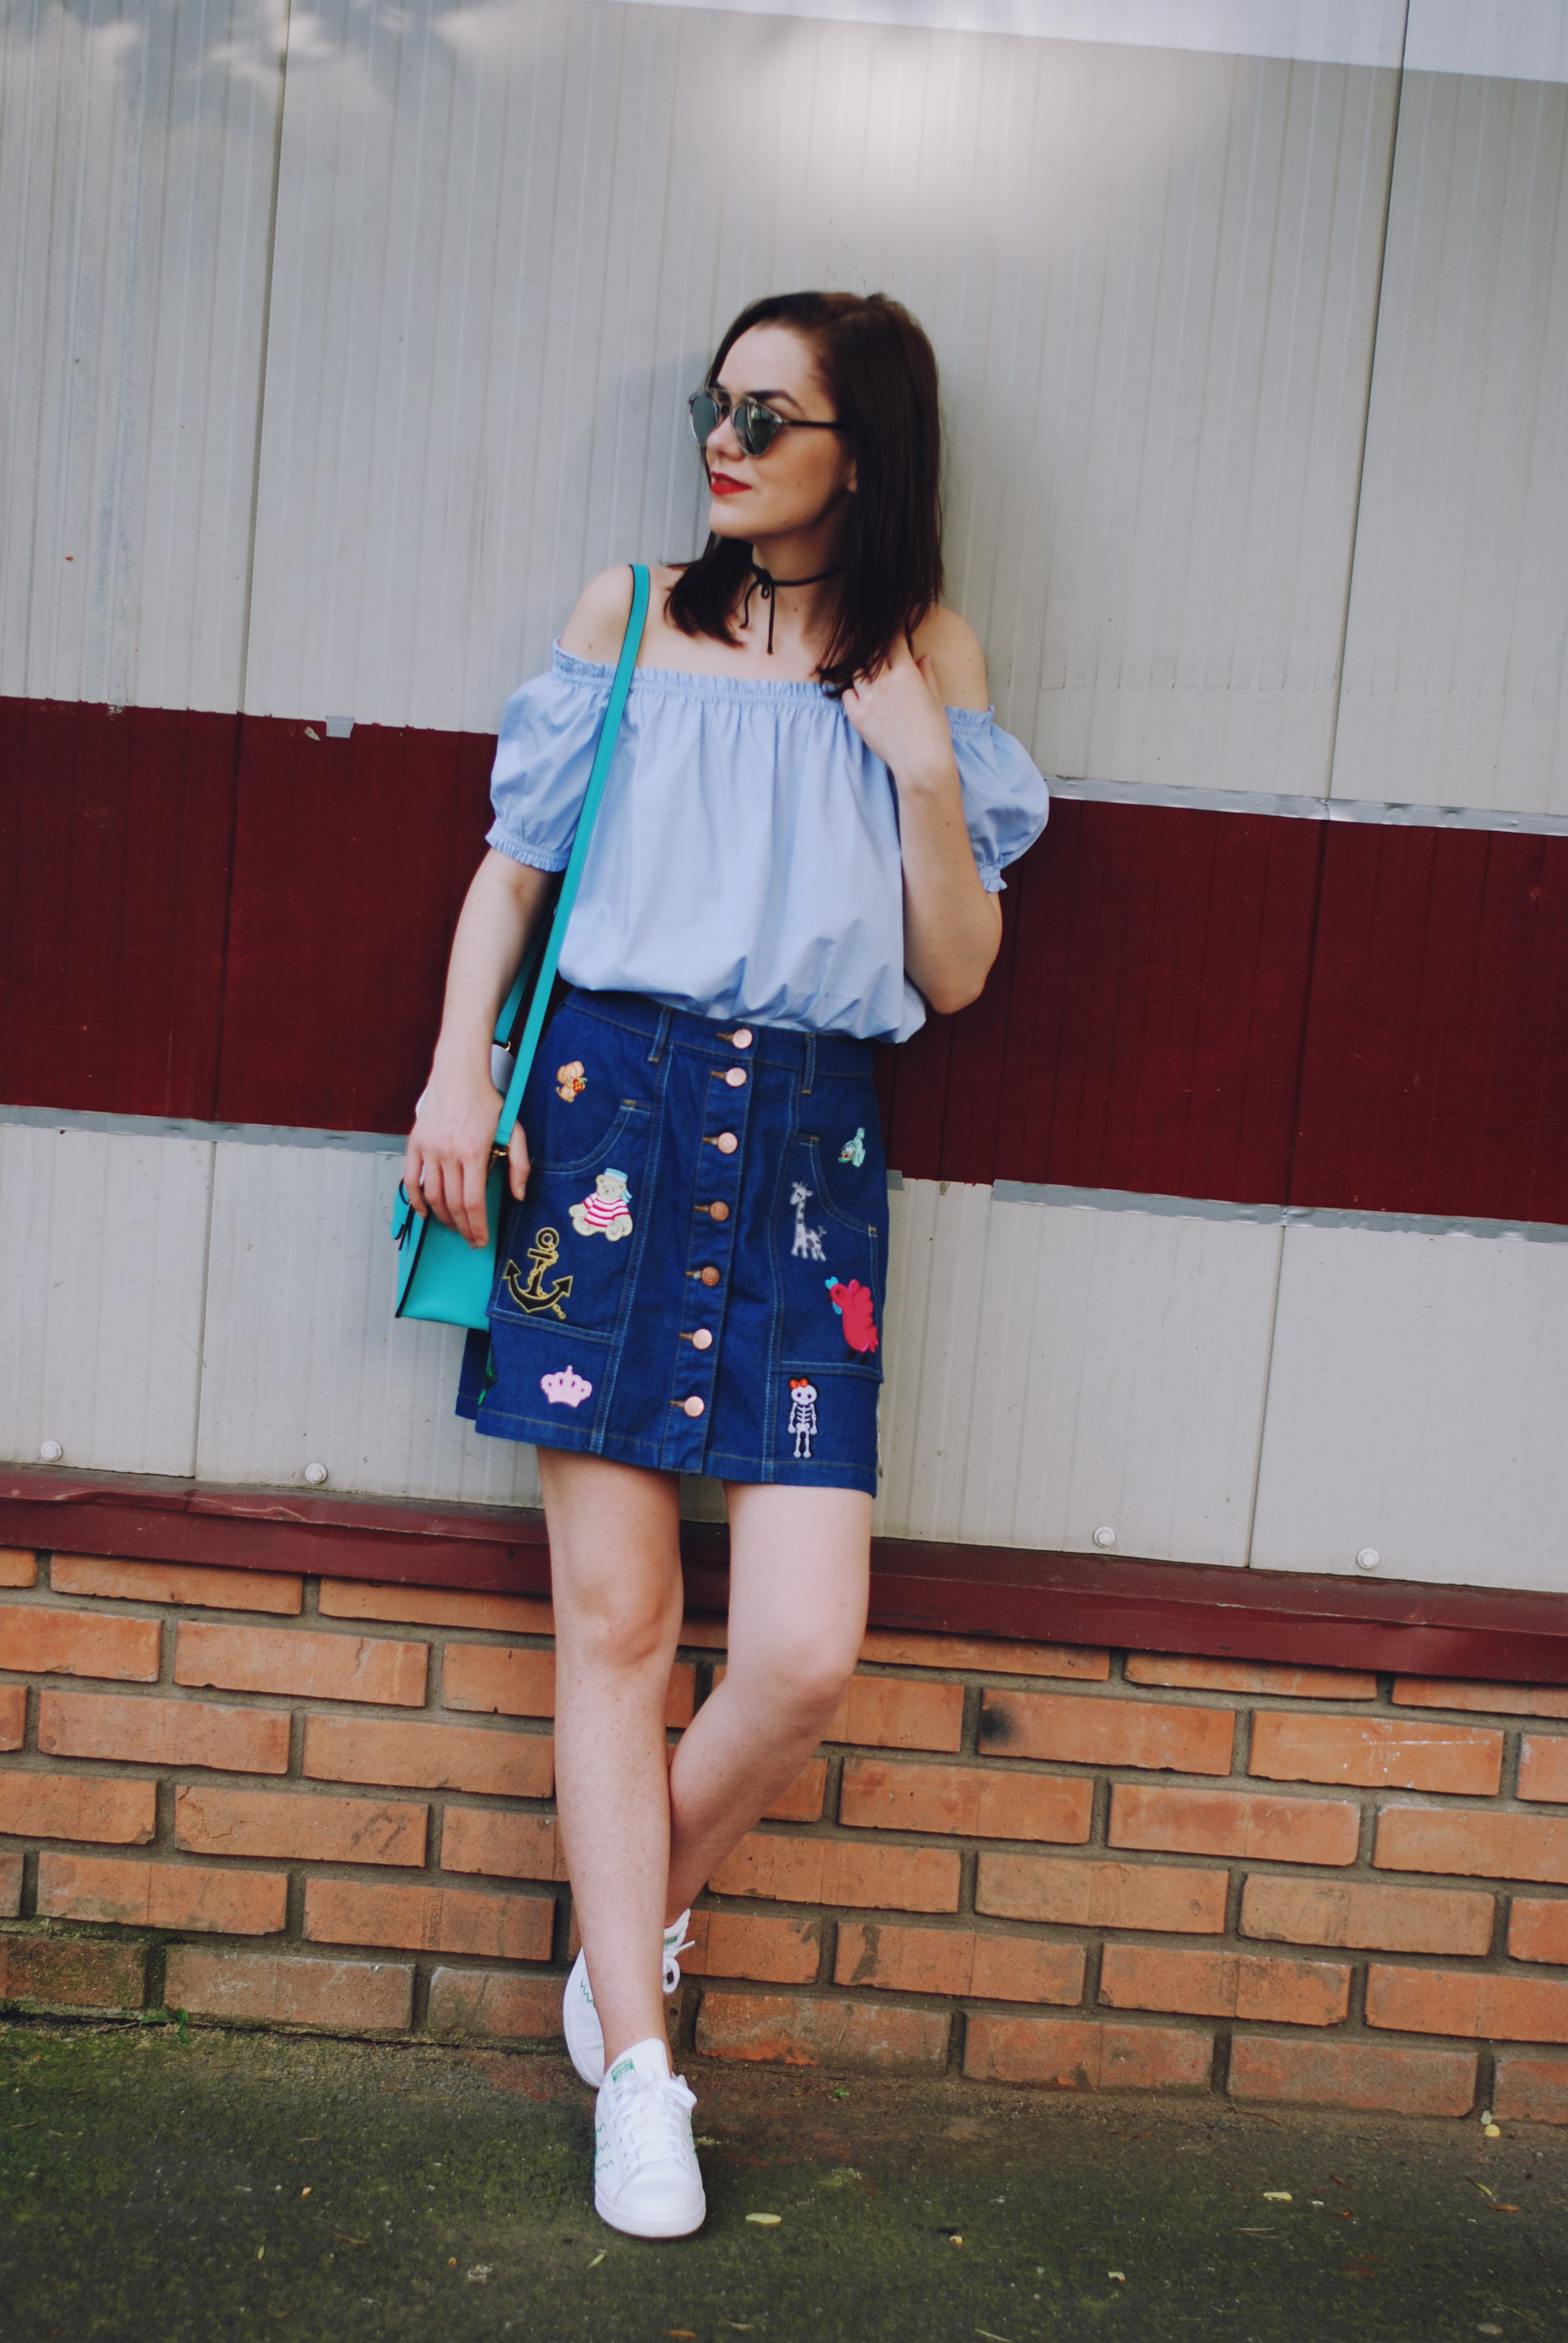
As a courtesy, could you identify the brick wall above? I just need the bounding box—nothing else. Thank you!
[2,1543,1567,2125]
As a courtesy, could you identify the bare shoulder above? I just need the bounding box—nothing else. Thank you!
[558,565,638,662]
[910,605,990,712]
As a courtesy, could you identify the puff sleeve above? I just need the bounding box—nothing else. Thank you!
[486,660,612,873]
[948,709,1050,891]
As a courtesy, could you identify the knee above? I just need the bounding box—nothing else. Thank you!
[745,1633,858,1735]
[558,1579,681,1676]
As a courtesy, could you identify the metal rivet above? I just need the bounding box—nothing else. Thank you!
[682,1395,705,1418]
[304,1461,330,1487]
[716,1132,739,1155]
[1355,1546,1379,1573]
[1092,1526,1116,1548]
[691,1328,714,1351]
[39,1440,64,1464]
[724,1067,747,1088]
[731,1028,753,1049]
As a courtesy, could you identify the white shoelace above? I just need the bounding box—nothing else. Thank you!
[602,2071,697,2168]
[661,1921,696,1996]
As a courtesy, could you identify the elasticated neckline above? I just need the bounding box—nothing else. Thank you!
[551,642,995,726]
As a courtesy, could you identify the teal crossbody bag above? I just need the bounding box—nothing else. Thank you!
[391,563,651,1329]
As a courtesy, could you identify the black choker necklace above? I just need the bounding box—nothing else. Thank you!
[743,561,844,654]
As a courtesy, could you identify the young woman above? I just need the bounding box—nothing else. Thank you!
[404,291,1047,2240]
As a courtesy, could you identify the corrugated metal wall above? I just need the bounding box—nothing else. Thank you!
[4,0,1568,1595]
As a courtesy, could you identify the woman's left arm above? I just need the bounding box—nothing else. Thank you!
[841,614,1001,1015]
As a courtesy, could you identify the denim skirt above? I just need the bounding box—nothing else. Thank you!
[456,989,887,1495]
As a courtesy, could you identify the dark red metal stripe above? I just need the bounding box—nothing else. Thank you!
[6,699,1568,1225]
[4,1467,1566,1682]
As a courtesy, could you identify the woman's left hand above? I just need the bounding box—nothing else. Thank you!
[841,637,955,784]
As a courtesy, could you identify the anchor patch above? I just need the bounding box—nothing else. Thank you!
[503,1227,574,1319]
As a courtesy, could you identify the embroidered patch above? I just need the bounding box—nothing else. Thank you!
[556,1060,587,1103]
[541,1365,593,1408]
[825,1274,880,1354]
[502,1228,573,1319]
[569,1167,634,1242]
[788,1376,818,1460]
[789,1180,826,1261]
[838,1127,867,1167]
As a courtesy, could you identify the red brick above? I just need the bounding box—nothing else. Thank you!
[0,1930,147,2009]
[964,2014,1211,2092]
[304,1877,554,1961]
[696,1990,950,2071]
[1375,1804,1568,1885]
[764,1760,828,1823]
[0,1685,23,1751]
[0,1607,160,1682]
[1110,1783,1359,1866]
[440,1809,566,1882]
[0,1772,155,1843]
[175,1784,427,1866]
[1510,1899,1568,1964]
[1126,1654,1375,1699]
[975,1853,1227,1935]
[859,1628,1109,1681]
[175,1621,427,1706]
[1394,1677,1568,1720]
[36,1853,287,1935]
[426,1967,564,2038]
[319,1580,554,1634]
[1367,1964,1568,2044]
[828,1675,965,1752]
[1493,2054,1568,2125]
[1250,1712,1501,1796]
[51,1555,303,1615]
[1520,1736,1568,1803]
[682,1911,822,1985]
[441,1645,694,1729]
[302,1715,553,1799]
[835,1921,1085,2005]
[1240,1875,1493,1956]
[708,1833,960,1913]
[840,1758,1091,1843]
[165,1945,414,2031]
[1099,1943,1349,2027]
[981,1690,1233,1775]
[0,1852,21,1915]
[37,1690,289,1776]
[1228,2035,1476,2116]
[0,1549,38,1587]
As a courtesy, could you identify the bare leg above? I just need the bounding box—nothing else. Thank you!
[540,1449,684,2071]
[664,1484,871,1919]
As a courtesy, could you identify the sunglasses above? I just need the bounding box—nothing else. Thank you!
[687,387,843,459]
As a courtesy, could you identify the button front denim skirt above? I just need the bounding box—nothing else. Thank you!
[457,989,887,1495]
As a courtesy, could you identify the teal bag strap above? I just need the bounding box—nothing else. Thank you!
[492,562,650,1147]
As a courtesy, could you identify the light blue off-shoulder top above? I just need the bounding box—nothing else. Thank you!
[487,647,1049,1044]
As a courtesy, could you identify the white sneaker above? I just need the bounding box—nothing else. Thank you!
[563,1912,695,2089]
[593,2037,706,2239]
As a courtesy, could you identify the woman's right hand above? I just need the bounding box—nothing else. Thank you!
[404,1070,531,1252]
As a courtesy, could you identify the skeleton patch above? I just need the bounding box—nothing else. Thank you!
[825,1274,880,1354]
[570,1167,634,1241]
[788,1376,819,1459]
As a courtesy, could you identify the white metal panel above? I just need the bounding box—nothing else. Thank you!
[1407,0,1568,85]
[0,0,283,712]
[1331,70,1568,818]
[196,1141,543,1505]
[1252,1223,1568,1591]
[243,0,1393,803]
[0,1124,209,1475]
[872,1178,1282,1564]
[619,0,1408,69]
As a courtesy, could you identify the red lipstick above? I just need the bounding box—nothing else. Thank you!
[708,473,746,496]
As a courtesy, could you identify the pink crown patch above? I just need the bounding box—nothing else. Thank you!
[540,1365,593,1409]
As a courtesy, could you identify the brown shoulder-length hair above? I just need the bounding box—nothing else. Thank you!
[666,290,943,696]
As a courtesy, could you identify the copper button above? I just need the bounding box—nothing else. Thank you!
[731,1027,754,1049]
[682,1394,705,1418]
[699,1265,721,1287]
[716,1132,739,1155]
[691,1328,714,1351]
[725,1067,747,1088]
[707,1201,730,1222]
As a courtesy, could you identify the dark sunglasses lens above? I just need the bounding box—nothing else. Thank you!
[733,399,780,456]
[688,391,722,446]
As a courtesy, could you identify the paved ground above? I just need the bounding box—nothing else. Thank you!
[2,2015,1563,2341]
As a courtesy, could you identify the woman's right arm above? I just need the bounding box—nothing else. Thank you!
[403,848,555,1250]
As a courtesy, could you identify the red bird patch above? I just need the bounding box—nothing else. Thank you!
[825,1276,879,1354]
